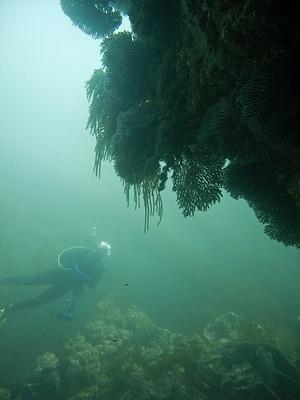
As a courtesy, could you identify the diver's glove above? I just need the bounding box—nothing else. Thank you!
[56,294,78,322]
[0,304,14,327]
[0,308,7,327]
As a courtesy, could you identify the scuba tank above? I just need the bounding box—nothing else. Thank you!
[56,247,88,321]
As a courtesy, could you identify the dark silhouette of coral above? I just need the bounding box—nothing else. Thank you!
[61,0,300,245]
[198,97,276,165]
[224,162,300,247]
[128,0,178,37]
[240,57,300,157]
[112,104,164,231]
[86,32,152,170]
[172,145,224,217]
[112,104,159,184]
[60,0,122,38]
[197,62,300,246]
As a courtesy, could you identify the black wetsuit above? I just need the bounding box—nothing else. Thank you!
[0,247,104,311]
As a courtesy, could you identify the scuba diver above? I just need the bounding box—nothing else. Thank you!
[0,241,111,327]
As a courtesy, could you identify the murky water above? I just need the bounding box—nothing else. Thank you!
[0,1,299,397]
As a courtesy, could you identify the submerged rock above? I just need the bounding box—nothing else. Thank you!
[203,311,269,345]
[0,389,10,400]
[221,362,280,400]
[15,352,60,400]
[10,299,300,400]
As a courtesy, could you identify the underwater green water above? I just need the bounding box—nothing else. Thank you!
[0,0,299,393]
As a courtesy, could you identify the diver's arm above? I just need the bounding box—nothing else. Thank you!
[85,266,103,289]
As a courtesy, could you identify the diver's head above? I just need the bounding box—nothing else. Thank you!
[89,240,112,258]
[99,241,112,256]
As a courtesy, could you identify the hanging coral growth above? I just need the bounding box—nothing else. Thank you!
[60,0,122,38]
[61,0,300,245]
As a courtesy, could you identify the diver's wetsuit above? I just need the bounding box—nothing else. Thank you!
[0,247,104,312]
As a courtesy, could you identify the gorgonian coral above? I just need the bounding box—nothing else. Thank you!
[86,32,152,172]
[61,0,300,244]
[172,144,224,217]
[60,0,122,38]
[240,57,300,157]
[112,104,159,184]
[224,162,300,247]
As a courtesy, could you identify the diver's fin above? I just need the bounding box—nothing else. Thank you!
[0,308,8,328]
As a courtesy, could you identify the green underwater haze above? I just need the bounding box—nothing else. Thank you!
[0,1,300,399]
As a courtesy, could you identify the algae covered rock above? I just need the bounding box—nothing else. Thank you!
[203,311,270,345]
[0,389,10,400]
[221,362,280,400]
[60,334,104,397]
[204,312,300,399]
[86,296,163,346]
[36,352,59,370]
[16,352,60,400]
[10,298,300,400]
[59,296,218,399]
[68,385,100,400]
